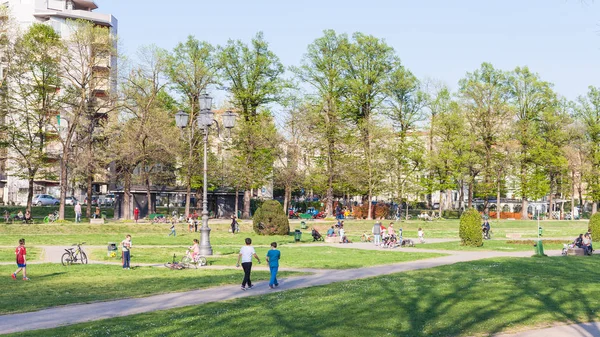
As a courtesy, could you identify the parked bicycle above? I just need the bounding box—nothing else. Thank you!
[44,210,59,223]
[61,242,88,266]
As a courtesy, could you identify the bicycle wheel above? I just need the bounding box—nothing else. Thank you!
[61,252,73,266]
[43,216,50,223]
[164,262,173,269]
[180,256,191,269]
[197,256,207,267]
[80,252,88,264]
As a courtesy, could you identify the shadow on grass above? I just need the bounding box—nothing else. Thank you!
[12,256,600,337]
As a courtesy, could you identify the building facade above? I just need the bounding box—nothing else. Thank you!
[0,0,117,205]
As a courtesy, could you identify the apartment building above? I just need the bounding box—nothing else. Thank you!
[0,0,117,205]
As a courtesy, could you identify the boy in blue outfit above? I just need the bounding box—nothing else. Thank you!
[266,242,281,289]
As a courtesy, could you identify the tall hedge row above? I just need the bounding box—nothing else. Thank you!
[459,208,483,247]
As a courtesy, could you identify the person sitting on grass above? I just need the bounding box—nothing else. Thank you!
[3,210,9,223]
[327,226,335,237]
[24,210,32,224]
[15,210,24,221]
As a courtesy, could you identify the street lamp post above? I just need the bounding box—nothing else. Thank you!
[175,94,236,256]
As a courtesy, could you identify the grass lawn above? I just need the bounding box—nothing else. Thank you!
[0,264,300,315]
[88,246,446,269]
[418,240,568,251]
[0,247,40,262]
[13,256,600,337]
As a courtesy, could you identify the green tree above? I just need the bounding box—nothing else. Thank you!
[165,36,216,217]
[507,66,555,220]
[59,20,116,219]
[575,86,600,213]
[459,63,511,210]
[0,24,63,210]
[218,32,284,218]
[252,199,289,235]
[291,30,348,217]
[341,33,397,219]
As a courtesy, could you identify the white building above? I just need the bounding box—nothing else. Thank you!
[0,0,117,205]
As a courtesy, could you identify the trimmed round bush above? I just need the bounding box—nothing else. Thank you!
[253,200,290,236]
[459,208,483,247]
[588,212,600,238]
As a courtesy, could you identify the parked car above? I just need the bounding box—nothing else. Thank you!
[84,195,99,205]
[102,194,115,206]
[33,194,59,206]
[65,196,78,206]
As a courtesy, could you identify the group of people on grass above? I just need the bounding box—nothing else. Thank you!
[325,223,351,243]
[372,221,424,247]
[4,210,32,223]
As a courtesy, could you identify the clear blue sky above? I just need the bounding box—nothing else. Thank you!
[97,0,599,101]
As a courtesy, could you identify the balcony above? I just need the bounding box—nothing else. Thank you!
[91,73,109,95]
[0,172,7,182]
[72,0,98,11]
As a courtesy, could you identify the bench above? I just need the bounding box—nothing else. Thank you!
[324,236,340,243]
[567,247,586,256]
[90,218,105,224]
[506,233,522,239]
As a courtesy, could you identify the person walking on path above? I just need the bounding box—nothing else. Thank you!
[168,223,176,237]
[418,227,425,243]
[230,215,238,234]
[372,221,381,246]
[266,242,281,289]
[121,235,132,269]
[11,238,29,281]
[236,238,261,290]
[133,207,139,223]
[74,203,82,223]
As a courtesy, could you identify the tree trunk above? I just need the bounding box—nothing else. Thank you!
[496,182,501,220]
[243,189,251,218]
[283,184,291,215]
[593,202,597,215]
[367,188,373,220]
[185,175,191,218]
[548,181,554,219]
[458,180,464,212]
[27,174,34,211]
[86,174,93,218]
[521,199,528,220]
[123,171,132,220]
[439,190,443,217]
[467,180,473,208]
[234,186,239,218]
[145,165,152,214]
[571,170,576,218]
[59,149,69,220]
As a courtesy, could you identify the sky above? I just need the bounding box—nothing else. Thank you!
[96,0,600,102]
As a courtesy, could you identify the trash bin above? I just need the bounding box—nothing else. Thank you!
[538,226,543,237]
[294,229,302,242]
[300,221,307,229]
[107,242,118,257]
[533,240,545,256]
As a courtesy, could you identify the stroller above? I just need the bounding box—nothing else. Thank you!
[312,228,323,242]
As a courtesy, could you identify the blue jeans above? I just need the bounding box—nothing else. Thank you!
[374,234,381,245]
[122,250,130,268]
[76,213,81,223]
[269,265,279,286]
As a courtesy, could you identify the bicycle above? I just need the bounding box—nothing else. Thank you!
[44,210,59,223]
[165,252,207,270]
[61,242,88,266]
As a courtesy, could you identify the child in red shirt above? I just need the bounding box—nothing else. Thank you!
[12,238,29,281]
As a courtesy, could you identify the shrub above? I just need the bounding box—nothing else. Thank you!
[459,208,482,247]
[352,204,390,219]
[253,200,290,235]
[588,213,600,238]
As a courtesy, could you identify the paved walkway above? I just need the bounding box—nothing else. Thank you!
[0,243,591,336]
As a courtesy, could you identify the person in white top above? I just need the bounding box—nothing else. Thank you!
[236,238,261,290]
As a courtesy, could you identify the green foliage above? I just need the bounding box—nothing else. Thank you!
[252,200,289,235]
[459,208,483,247]
[588,213,600,237]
